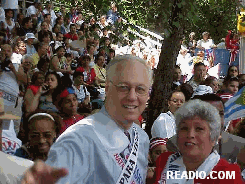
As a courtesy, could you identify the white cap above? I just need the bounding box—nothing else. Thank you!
[192,85,213,97]
[25,33,36,40]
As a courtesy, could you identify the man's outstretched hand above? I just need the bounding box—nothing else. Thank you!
[21,160,68,184]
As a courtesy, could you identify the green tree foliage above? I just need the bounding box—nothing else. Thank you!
[50,0,239,41]
[50,0,238,43]
[190,0,238,43]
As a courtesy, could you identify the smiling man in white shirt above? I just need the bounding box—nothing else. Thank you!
[22,55,153,184]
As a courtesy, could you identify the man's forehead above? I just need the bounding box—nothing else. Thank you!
[115,59,144,69]
[115,61,146,76]
[112,61,149,79]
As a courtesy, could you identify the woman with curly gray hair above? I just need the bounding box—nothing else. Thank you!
[153,99,243,183]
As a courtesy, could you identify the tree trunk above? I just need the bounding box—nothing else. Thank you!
[145,28,183,137]
[144,0,186,137]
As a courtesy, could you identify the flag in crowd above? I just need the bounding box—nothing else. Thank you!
[224,86,245,126]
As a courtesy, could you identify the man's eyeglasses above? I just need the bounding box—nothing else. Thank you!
[110,80,150,96]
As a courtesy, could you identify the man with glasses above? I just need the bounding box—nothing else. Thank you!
[22,55,153,184]
[151,90,186,139]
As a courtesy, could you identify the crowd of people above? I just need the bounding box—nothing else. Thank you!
[0,1,245,184]
[177,31,239,80]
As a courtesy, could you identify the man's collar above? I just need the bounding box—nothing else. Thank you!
[90,106,131,153]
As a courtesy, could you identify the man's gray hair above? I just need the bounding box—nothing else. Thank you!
[106,54,153,84]
[175,99,221,142]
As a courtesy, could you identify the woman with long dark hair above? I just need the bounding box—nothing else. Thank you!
[23,72,61,116]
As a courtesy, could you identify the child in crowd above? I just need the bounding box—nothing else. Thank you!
[147,137,168,182]
[218,77,240,133]
[225,77,239,95]
[72,71,91,114]
[218,77,239,103]
[204,76,219,93]
[52,86,84,135]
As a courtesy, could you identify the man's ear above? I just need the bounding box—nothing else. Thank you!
[167,100,171,108]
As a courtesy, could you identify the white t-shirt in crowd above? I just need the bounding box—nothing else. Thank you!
[2,19,15,32]
[0,67,19,106]
[197,39,215,49]
[72,84,90,103]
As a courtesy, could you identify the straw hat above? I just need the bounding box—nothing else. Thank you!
[0,94,20,120]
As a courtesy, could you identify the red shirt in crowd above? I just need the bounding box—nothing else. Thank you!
[64,32,78,41]
[60,114,84,135]
[76,67,96,85]
[27,85,40,95]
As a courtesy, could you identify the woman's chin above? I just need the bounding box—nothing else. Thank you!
[182,152,205,162]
